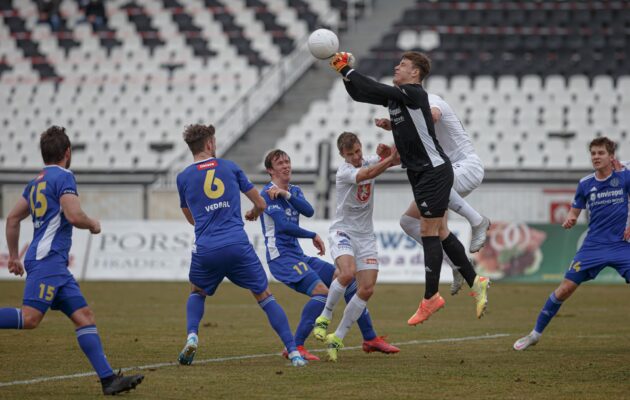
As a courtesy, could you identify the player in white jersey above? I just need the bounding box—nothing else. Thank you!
[312,132,400,362]
[376,92,490,295]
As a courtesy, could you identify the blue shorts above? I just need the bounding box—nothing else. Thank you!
[269,255,336,295]
[564,241,630,285]
[190,243,268,296]
[23,270,88,317]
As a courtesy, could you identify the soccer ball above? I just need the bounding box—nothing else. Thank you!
[308,29,339,60]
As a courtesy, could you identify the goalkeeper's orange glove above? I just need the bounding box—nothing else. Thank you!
[330,52,355,74]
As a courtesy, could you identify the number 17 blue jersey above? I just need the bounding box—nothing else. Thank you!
[176,157,254,253]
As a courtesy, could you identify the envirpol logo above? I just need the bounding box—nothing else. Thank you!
[596,189,623,199]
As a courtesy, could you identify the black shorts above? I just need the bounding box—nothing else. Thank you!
[406,162,453,218]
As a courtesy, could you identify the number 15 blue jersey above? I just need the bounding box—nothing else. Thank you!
[177,157,254,253]
[21,165,77,269]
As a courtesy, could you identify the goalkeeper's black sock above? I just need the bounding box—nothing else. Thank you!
[422,236,442,299]
[442,233,476,287]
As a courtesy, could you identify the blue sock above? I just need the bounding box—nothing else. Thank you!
[186,292,206,335]
[534,292,564,334]
[76,325,114,379]
[294,295,326,346]
[258,295,297,353]
[345,281,376,341]
[0,308,22,329]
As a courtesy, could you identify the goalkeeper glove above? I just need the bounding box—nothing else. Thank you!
[330,52,355,74]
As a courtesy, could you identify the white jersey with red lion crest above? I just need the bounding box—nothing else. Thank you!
[330,155,380,235]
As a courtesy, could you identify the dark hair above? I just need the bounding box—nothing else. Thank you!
[264,149,290,170]
[183,124,215,155]
[337,131,360,153]
[40,126,71,164]
[589,136,616,155]
[401,51,431,82]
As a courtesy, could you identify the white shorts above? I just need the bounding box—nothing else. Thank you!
[329,230,379,271]
[452,153,484,197]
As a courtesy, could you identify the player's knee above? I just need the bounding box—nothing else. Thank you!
[22,310,43,329]
[253,289,272,302]
[555,281,578,300]
[311,282,328,296]
[399,214,419,237]
[190,284,206,295]
[420,218,440,237]
[357,285,374,300]
[337,270,355,286]
[81,308,96,325]
[72,307,96,327]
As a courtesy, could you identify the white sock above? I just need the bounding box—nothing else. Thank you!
[334,294,367,340]
[531,330,542,339]
[400,214,422,244]
[288,350,300,359]
[321,279,347,320]
[187,332,198,341]
[448,189,483,226]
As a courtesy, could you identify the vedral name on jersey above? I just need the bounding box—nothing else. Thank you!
[205,201,231,212]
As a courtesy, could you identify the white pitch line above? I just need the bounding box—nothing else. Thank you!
[0,333,509,388]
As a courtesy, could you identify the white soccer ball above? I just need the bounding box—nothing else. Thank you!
[308,29,339,60]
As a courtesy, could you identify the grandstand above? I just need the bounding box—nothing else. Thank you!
[278,0,630,172]
[0,0,628,222]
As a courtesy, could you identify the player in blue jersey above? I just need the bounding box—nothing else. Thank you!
[0,126,144,395]
[260,149,400,361]
[175,124,306,367]
[514,137,630,351]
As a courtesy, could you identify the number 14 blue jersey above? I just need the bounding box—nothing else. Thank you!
[572,169,630,244]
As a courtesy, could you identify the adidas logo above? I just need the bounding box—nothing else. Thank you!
[421,201,428,207]
[425,211,432,216]
[590,187,597,192]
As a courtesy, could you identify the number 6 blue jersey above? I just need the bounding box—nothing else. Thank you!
[21,165,77,265]
[177,157,254,253]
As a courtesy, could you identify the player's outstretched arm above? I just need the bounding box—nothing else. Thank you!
[562,208,582,229]
[61,194,100,233]
[5,197,29,276]
[244,187,266,221]
[355,145,399,182]
[331,53,409,104]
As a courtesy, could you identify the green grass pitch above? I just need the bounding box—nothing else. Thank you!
[1,281,629,399]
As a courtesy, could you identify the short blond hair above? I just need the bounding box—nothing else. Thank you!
[337,131,360,153]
